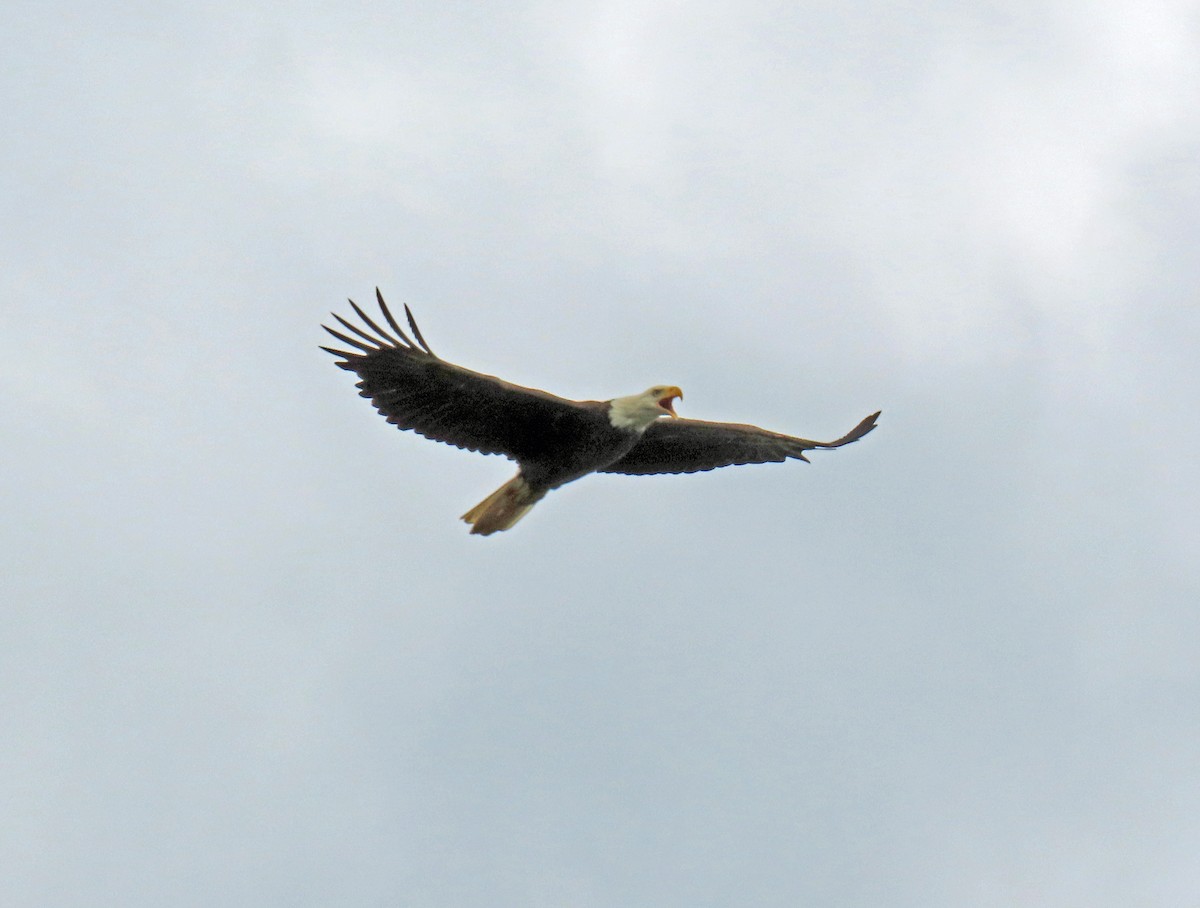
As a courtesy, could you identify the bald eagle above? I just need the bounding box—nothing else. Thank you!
[322,290,879,535]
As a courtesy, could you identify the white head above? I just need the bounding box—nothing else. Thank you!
[608,385,683,431]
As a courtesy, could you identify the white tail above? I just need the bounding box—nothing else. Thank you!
[461,475,545,536]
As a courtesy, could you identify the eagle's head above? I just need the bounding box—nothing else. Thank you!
[608,385,683,430]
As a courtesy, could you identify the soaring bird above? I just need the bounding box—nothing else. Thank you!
[322,291,879,535]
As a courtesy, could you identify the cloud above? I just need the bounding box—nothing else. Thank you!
[2,2,1198,905]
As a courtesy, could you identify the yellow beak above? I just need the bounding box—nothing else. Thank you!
[658,386,683,417]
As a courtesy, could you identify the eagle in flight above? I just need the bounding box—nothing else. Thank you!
[322,291,879,535]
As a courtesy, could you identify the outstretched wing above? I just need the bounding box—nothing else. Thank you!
[321,290,589,461]
[599,411,880,475]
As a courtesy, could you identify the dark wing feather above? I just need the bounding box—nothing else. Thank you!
[599,411,880,475]
[322,290,590,461]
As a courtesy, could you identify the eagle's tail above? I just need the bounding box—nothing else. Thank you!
[461,474,546,536]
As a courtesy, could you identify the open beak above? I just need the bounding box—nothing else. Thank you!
[658,386,683,417]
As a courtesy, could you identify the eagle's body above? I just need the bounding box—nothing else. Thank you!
[322,291,879,535]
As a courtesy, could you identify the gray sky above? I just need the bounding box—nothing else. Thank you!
[3,1,1199,905]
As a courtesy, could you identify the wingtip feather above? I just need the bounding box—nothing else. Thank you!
[375,289,419,349]
[319,345,360,368]
[403,303,435,356]
[855,410,881,437]
[332,311,386,348]
[349,298,402,347]
[322,323,375,352]
[833,410,880,446]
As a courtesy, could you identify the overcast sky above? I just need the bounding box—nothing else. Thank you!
[3,1,1199,905]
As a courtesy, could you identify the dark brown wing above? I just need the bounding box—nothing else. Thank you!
[321,290,592,462]
[599,411,880,475]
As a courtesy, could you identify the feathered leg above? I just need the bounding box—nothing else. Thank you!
[461,474,546,536]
